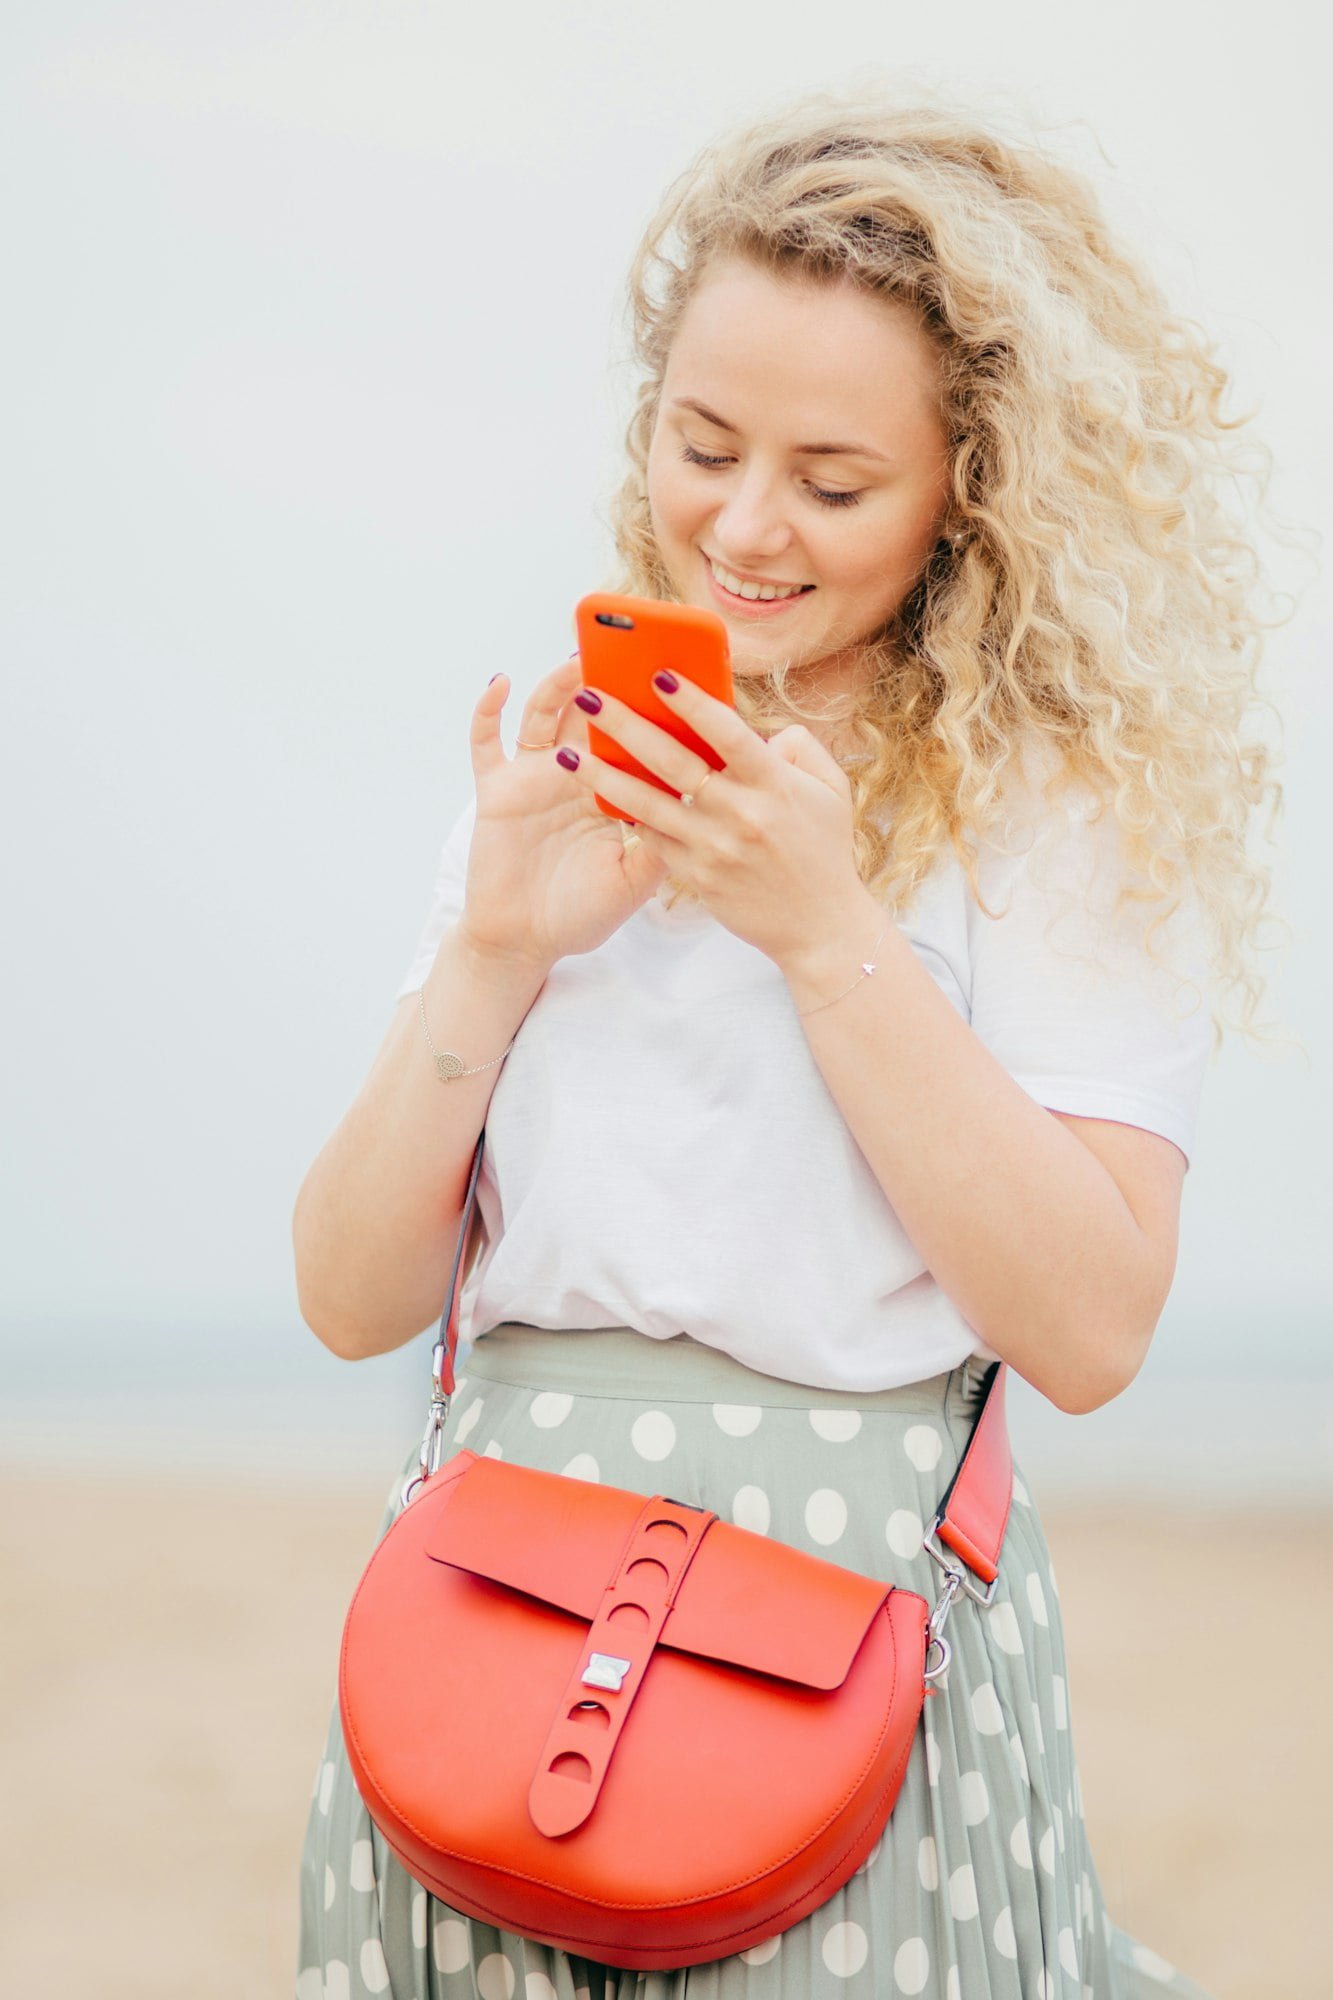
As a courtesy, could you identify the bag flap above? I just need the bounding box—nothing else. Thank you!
[422,1452,892,1691]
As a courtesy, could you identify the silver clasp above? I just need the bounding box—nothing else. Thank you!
[922,1515,999,1685]
[400,1344,453,1508]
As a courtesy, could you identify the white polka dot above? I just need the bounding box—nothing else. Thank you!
[323,1965,350,2000]
[561,1453,600,1481]
[821,1918,869,1977]
[1081,1872,1094,1928]
[1103,1907,1114,1945]
[1009,1732,1030,1787]
[525,1975,559,2000]
[993,1907,1017,1958]
[713,1403,762,1436]
[433,1918,470,1973]
[925,1728,941,1786]
[1052,1675,1068,1730]
[1031,1702,1045,1754]
[738,1934,782,1965]
[477,1954,516,1999]
[894,1936,930,1993]
[483,1439,503,1458]
[349,1839,375,1892]
[1038,1973,1055,2000]
[946,1970,961,2000]
[317,1762,335,1814]
[805,1487,848,1545]
[1059,1928,1080,1978]
[970,1682,1005,1735]
[295,1972,322,2000]
[917,1835,939,1890]
[1011,1475,1031,1507]
[810,1408,862,1441]
[948,1864,979,1920]
[859,1834,883,1874]
[530,1391,573,1428]
[1010,1818,1033,1867]
[1048,1559,1061,1599]
[732,1484,771,1534]
[1026,1573,1049,1626]
[630,1410,676,1461]
[1054,1803,1066,1852]
[958,1770,990,1824]
[988,1599,1024,1655]
[322,1864,335,1911]
[411,1890,426,1949]
[904,1425,944,1470]
[1132,1945,1177,1980]
[360,1939,390,1994]
[455,1400,483,1442]
[1038,1826,1056,1876]
[886,1508,925,1559]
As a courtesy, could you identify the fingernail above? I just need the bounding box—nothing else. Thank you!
[574,689,602,713]
[488,673,502,685]
[556,747,580,770]
[653,671,679,694]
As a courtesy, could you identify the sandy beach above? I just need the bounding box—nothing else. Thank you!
[2,1465,1327,2000]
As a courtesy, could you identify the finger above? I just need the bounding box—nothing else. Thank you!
[469,671,513,779]
[578,685,716,797]
[648,670,770,783]
[553,741,690,840]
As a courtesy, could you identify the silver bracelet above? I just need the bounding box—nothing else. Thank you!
[418,987,515,1081]
[795,920,892,1018]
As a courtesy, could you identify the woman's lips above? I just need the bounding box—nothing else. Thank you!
[702,554,815,618]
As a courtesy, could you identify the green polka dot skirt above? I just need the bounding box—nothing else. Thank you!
[296,1321,1212,1999]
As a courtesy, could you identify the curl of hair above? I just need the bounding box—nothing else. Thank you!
[596,81,1307,1055]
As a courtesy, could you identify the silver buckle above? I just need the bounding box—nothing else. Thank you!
[581,1652,633,1692]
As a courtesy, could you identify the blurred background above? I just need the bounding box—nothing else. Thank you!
[2,3,1327,1996]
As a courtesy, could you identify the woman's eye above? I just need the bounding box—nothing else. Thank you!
[677,442,863,509]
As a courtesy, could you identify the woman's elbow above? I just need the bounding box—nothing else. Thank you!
[1037,1320,1154,1415]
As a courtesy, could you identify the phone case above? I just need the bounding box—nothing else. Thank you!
[573,594,735,825]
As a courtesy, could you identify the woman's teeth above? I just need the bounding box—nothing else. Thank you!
[707,556,812,602]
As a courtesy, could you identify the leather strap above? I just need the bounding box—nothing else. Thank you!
[434,1131,1011,1588]
[528,1491,719,1836]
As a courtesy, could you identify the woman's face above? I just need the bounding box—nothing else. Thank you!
[646,256,953,713]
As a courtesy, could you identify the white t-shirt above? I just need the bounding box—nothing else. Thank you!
[395,751,1212,1393]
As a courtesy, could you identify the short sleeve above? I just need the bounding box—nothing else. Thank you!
[394,795,477,1001]
[964,777,1213,1171]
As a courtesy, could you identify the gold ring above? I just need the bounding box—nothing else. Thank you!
[680,767,718,809]
[517,737,558,751]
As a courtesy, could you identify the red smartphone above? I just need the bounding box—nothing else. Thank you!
[573,593,735,826]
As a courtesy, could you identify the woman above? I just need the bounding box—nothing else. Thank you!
[293,86,1281,1999]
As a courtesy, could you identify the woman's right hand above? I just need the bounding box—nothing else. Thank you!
[454,655,675,972]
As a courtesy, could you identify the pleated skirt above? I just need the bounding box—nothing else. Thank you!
[295,1319,1211,2000]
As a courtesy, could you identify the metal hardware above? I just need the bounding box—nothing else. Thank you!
[400,1339,454,1507]
[921,1515,999,1686]
[581,1652,633,1692]
[923,1517,1000,1607]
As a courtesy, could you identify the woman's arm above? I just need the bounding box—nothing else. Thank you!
[292,927,550,1361]
[775,883,1184,1414]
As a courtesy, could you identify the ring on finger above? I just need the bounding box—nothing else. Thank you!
[679,766,718,809]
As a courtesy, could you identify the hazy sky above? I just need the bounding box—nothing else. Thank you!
[4,1,1328,1389]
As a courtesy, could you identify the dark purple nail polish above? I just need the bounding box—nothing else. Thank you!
[653,670,679,694]
[556,746,580,770]
[574,689,602,713]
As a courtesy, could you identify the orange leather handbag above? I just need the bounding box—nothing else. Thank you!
[340,1132,1012,1971]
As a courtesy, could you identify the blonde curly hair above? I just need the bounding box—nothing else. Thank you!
[595,82,1303,1053]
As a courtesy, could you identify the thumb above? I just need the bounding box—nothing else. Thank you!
[767,724,850,795]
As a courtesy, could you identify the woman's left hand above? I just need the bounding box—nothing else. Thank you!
[558,670,867,966]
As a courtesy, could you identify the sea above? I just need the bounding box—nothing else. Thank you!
[2,1314,1329,1506]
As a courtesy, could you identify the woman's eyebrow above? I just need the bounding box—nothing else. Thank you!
[669,395,895,463]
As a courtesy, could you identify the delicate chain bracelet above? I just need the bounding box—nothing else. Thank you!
[794,920,892,1018]
[418,987,515,1082]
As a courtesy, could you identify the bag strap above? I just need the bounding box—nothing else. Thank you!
[415,1132,1013,1612]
